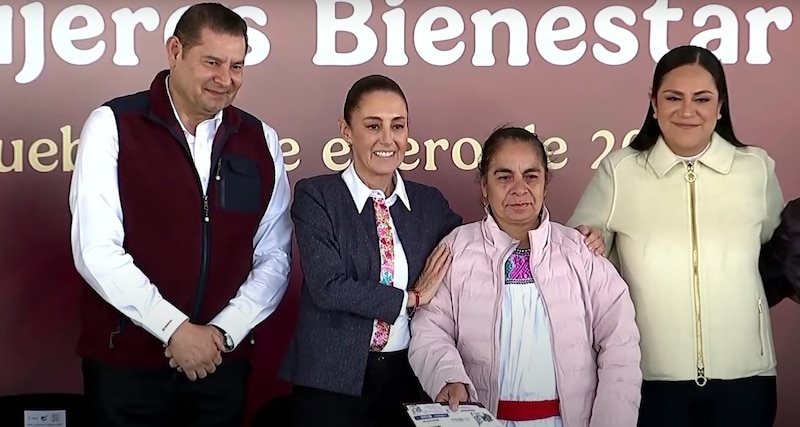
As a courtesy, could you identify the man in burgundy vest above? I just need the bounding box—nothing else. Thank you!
[68,3,292,426]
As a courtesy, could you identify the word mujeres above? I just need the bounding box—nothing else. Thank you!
[0,0,793,84]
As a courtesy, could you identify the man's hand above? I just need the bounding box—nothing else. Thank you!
[575,225,606,257]
[164,321,224,381]
[435,383,469,411]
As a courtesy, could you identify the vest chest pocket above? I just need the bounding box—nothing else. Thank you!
[217,155,262,213]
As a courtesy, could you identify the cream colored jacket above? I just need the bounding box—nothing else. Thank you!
[568,133,784,384]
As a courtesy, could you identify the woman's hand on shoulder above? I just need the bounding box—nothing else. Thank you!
[575,224,606,257]
[410,244,452,307]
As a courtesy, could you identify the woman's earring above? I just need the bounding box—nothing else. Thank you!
[482,200,492,219]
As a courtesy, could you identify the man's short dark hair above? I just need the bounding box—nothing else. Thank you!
[173,3,249,53]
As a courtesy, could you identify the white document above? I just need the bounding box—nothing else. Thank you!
[23,410,66,427]
[405,403,504,426]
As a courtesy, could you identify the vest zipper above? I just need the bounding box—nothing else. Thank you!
[685,161,707,387]
[190,195,211,321]
[191,158,223,321]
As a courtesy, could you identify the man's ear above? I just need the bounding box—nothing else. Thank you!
[166,36,183,66]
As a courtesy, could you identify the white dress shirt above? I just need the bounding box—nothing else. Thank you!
[68,77,292,350]
[341,164,411,352]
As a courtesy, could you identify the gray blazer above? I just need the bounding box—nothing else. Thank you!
[278,172,462,396]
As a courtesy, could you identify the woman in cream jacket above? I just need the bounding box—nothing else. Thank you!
[568,45,783,427]
[408,126,642,427]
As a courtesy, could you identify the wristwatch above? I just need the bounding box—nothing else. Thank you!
[211,325,235,353]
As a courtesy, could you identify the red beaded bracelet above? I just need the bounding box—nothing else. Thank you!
[409,289,421,315]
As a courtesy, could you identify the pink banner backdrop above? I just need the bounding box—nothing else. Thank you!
[1,0,798,424]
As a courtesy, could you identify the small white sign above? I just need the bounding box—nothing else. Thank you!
[405,403,504,426]
[23,410,66,427]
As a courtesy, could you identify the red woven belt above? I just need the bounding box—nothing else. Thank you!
[497,399,560,421]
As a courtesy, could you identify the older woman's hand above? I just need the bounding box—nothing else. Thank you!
[436,382,469,411]
[575,225,606,257]
[411,244,452,307]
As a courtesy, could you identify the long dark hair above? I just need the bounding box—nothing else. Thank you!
[629,45,746,151]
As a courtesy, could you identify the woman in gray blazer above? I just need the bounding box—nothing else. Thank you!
[279,74,605,427]
[279,74,462,427]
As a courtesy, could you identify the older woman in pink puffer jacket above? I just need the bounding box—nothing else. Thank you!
[408,126,642,427]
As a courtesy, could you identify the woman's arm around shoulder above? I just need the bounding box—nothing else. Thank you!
[581,244,642,427]
[408,232,476,403]
[567,155,618,258]
[291,177,406,321]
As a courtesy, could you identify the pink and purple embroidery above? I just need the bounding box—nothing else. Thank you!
[505,248,534,285]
